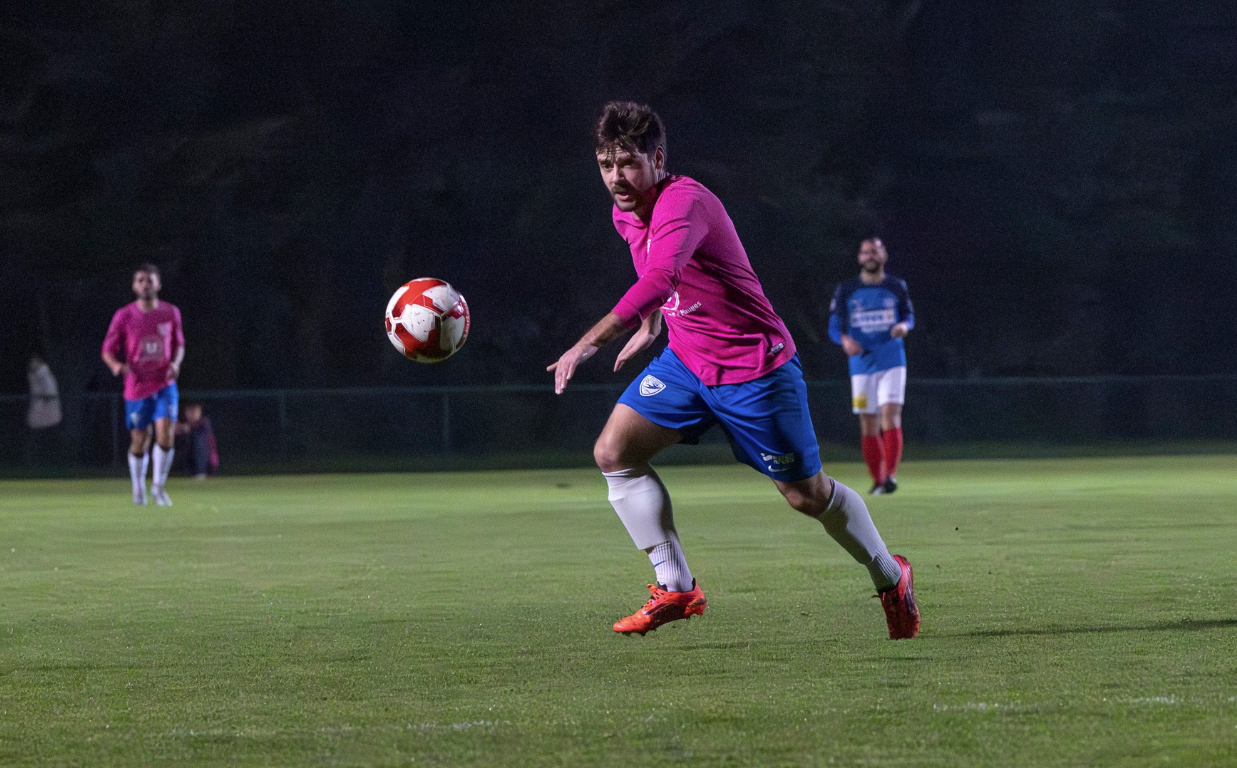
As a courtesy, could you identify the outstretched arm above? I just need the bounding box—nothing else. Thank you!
[547,311,633,394]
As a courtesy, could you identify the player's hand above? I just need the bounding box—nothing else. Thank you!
[166,362,180,381]
[547,343,599,395]
[840,334,864,357]
[890,322,910,339]
[614,329,656,372]
[110,362,130,377]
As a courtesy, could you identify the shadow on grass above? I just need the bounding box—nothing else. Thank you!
[942,617,1237,638]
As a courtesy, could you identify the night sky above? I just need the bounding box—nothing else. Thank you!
[3,1,1235,398]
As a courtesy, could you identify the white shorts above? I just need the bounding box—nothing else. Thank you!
[850,366,906,414]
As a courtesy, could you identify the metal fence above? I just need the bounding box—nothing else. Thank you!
[2,375,1235,475]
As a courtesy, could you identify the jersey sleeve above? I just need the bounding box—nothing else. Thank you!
[101,310,125,358]
[612,188,708,325]
[827,283,847,344]
[171,306,185,355]
[896,279,915,330]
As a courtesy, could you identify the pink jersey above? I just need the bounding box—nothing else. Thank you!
[102,301,184,401]
[611,175,795,385]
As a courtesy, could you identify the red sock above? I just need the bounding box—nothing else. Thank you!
[882,428,903,479]
[861,435,885,484]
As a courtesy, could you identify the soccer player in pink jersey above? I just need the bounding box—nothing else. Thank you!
[548,102,920,639]
[101,264,185,507]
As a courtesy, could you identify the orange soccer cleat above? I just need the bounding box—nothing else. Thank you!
[613,582,707,636]
[878,554,920,639]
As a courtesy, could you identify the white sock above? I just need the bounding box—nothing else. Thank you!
[128,453,149,497]
[647,534,694,592]
[152,445,174,489]
[816,479,903,591]
[603,464,678,550]
[603,465,695,591]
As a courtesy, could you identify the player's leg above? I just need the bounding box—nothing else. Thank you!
[595,403,691,584]
[125,398,156,505]
[779,473,918,638]
[852,375,885,492]
[775,472,902,589]
[860,413,885,493]
[127,427,152,505]
[714,356,918,638]
[598,405,706,635]
[149,385,179,506]
[151,418,175,505]
[876,366,906,494]
[594,403,682,474]
[604,351,713,635]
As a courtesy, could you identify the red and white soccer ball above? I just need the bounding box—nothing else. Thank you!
[384,278,471,363]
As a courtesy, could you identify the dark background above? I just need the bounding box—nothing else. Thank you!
[3,0,1235,401]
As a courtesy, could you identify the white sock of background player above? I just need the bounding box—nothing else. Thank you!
[152,444,175,490]
[128,452,149,501]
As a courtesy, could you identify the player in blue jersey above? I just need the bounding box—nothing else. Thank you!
[828,238,914,494]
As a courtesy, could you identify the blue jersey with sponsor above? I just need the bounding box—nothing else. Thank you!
[827,275,914,375]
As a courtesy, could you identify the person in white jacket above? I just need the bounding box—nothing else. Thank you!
[27,355,61,431]
[26,355,63,466]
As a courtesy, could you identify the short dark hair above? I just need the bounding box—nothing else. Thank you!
[594,101,666,158]
[135,263,160,278]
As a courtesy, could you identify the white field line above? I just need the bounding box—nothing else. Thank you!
[164,721,510,738]
[933,695,1237,713]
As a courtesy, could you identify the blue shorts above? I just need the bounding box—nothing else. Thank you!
[125,383,179,431]
[617,349,822,483]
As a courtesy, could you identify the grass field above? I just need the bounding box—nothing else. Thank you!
[2,455,1236,767]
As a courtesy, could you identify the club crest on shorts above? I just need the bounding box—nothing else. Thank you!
[639,375,666,397]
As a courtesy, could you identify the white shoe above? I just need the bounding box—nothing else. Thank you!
[133,488,148,506]
[152,486,173,507]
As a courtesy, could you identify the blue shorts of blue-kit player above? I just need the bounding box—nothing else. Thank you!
[617,348,823,483]
[125,383,179,431]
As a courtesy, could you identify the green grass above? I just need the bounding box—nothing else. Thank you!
[2,456,1236,767]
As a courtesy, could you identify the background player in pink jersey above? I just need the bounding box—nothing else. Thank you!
[549,102,919,639]
[101,264,185,506]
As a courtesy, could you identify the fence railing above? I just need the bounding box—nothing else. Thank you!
[2,375,1235,473]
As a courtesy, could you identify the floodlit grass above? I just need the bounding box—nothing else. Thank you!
[2,456,1235,767]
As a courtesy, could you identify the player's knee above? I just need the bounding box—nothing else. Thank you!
[880,405,902,431]
[777,472,831,518]
[779,485,827,518]
[593,435,626,474]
